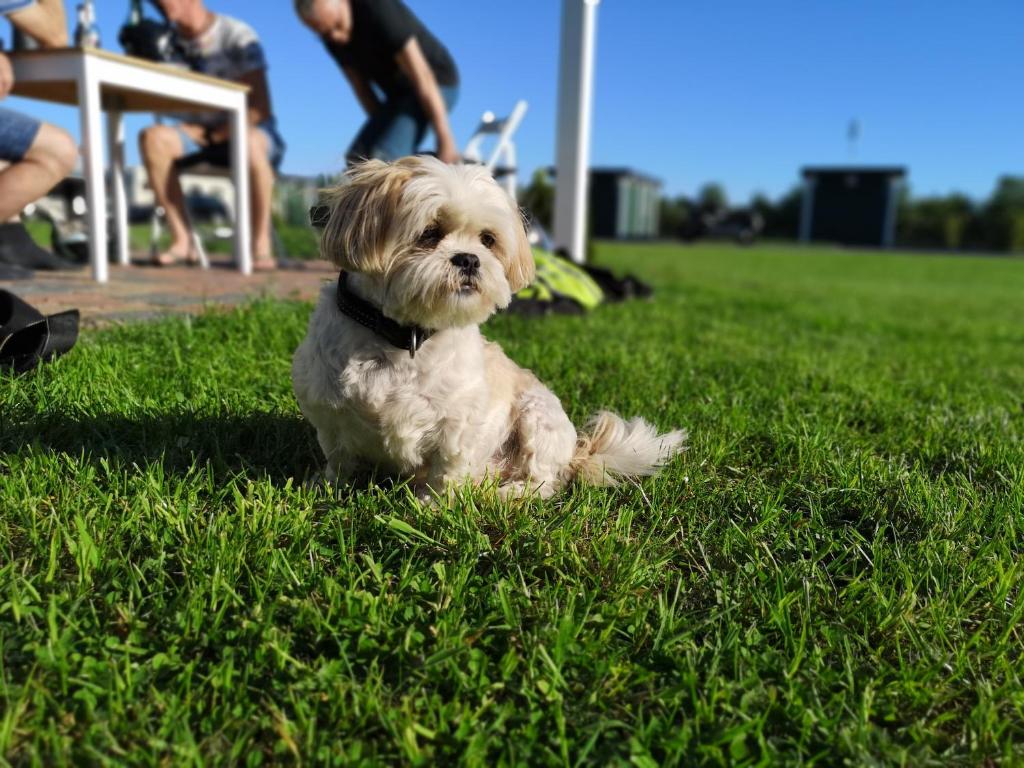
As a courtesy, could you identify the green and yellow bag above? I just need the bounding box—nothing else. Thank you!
[510,248,605,315]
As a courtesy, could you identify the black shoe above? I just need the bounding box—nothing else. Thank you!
[0,262,33,280]
[0,222,79,271]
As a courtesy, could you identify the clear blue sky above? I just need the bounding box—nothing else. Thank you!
[6,0,1023,204]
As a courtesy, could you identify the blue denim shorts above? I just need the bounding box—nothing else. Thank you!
[347,84,459,164]
[0,107,42,163]
[174,119,286,171]
[0,0,35,13]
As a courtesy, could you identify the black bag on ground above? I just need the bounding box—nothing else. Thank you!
[0,290,80,375]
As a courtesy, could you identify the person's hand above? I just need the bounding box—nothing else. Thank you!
[0,53,14,100]
[437,135,460,164]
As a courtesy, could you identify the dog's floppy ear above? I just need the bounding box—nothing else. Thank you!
[319,160,414,274]
[504,206,536,293]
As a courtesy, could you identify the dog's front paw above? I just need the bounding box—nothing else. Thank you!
[497,478,558,501]
[413,484,444,509]
[303,470,342,499]
[414,478,475,508]
[303,464,349,497]
[302,469,325,491]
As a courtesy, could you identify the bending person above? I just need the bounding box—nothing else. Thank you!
[138,0,284,270]
[295,0,460,165]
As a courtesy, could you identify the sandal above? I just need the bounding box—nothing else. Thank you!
[0,289,80,375]
[151,248,201,267]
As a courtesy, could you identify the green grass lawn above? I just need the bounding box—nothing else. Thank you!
[2,242,1023,765]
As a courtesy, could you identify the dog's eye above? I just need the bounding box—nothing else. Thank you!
[418,225,443,248]
[480,231,496,249]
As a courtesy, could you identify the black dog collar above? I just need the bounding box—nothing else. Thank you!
[335,272,433,358]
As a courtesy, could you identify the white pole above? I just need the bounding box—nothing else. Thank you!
[552,0,599,264]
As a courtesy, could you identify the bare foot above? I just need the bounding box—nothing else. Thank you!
[253,256,277,271]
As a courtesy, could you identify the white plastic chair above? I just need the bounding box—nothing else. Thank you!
[462,100,528,201]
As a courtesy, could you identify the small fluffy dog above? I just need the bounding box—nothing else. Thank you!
[292,156,684,499]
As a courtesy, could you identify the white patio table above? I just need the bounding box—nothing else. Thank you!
[9,46,251,283]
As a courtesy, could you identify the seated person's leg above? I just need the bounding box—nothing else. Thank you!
[246,124,279,270]
[0,111,79,272]
[193,122,283,270]
[138,123,195,265]
[0,110,76,220]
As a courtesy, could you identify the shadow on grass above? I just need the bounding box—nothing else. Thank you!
[1,409,324,486]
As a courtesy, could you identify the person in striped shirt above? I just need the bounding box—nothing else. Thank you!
[139,0,285,270]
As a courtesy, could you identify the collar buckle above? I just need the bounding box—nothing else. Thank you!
[336,271,433,356]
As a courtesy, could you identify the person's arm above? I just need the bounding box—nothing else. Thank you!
[0,52,13,99]
[394,37,458,163]
[7,0,68,48]
[235,67,272,126]
[342,65,381,116]
[206,68,271,143]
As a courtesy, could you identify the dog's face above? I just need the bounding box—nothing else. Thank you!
[319,157,535,330]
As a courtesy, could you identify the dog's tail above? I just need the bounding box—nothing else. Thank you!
[570,411,686,486]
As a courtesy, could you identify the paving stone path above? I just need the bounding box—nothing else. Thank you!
[0,255,336,328]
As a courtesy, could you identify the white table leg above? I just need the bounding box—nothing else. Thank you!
[78,62,108,283]
[107,109,129,266]
[230,99,251,275]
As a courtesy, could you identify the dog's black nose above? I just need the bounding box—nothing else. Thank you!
[450,252,480,273]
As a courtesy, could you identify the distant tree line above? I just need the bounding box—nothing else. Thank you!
[657,183,801,242]
[519,170,1024,253]
[520,169,555,231]
[895,177,1024,252]
[657,176,1024,252]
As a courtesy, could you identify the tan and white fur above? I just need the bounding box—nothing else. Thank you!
[292,156,685,500]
